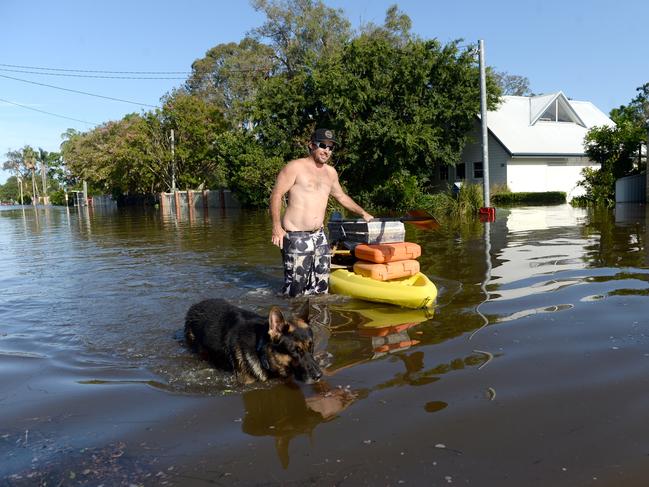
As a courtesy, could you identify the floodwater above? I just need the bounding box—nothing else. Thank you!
[1,203,649,486]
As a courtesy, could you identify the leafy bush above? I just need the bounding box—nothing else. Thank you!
[358,170,427,212]
[570,167,616,208]
[49,189,68,206]
[492,191,566,205]
[417,183,484,221]
[216,130,286,208]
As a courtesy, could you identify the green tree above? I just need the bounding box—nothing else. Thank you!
[577,83,648,207]
[610,83,649,125]
[359,4,413,46]
[62,115,158,195]
[2,146,32,181]
[214,129,285,207]
[2,146,40,201]
[0,176,21,203]
[185,38,276,126]
[159,89,228,189]
[492,71,532,96]
[243,6,500,210]
[250,0,352,75]
[61,92,227,196]
[318,35,499,202]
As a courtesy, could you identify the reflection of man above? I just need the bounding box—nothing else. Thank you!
[270,128,373,297]
[241,383,356,468]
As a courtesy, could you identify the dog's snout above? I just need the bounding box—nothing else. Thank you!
[308,359,323,382]
[311,367,323,382]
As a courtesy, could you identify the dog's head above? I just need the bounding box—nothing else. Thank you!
[266,306,322,384]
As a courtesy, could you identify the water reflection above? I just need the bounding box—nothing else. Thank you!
[307,300,435,374]
[3,204,649,479]
[241,382,359,468]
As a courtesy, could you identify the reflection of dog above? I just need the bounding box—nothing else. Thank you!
[242,382,358,468]
[184,299,322,384]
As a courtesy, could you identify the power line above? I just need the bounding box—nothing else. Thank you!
[0,73,159,108]
[0,97,97,125]
[0,62,271,75]
[0,62,190,75]
[0,67,187,80]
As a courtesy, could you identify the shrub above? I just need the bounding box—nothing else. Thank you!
[491,191,566,205]
[571,167,616,208]
[49,189,68,206]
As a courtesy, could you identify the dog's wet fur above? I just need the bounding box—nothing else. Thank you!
[184,299,322,384]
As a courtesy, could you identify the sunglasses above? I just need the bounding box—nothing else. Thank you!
[314,142,335,151]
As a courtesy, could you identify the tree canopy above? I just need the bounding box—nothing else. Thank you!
[1,146,65,203]
[3,0,503,210]
[575,82,648,207]
[492,71,532,96]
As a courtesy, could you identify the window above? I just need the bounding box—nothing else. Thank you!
[439,165,449,181]
[473,162,484,179]
[557,102,573,122]
[539,102,556,122]
[538,98,578,124]
[456,163,466,180]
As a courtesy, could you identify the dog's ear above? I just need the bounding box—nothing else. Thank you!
[294,298,310,323]
[268,306,287,340]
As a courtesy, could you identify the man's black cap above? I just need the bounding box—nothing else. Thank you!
[311,128,337,144]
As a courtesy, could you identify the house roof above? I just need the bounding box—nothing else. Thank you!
[484,92,614,156]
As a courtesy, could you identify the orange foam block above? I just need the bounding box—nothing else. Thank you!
[354,242,421,264]
[353,259,420,281]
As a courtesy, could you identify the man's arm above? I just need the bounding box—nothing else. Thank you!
[330,169,373,221]
[270,164,296,249]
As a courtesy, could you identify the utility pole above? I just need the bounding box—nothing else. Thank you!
[646,118,649,204]
[31,168,38,206]
[479,39,490,208]
[18,175,23,205]
[40,159,48,201]
[170,129,176,192]
[83,180,88,206]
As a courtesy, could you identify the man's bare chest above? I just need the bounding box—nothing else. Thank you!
[295,169,332,193]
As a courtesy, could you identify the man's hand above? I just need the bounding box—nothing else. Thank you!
[361,211,374,222]
[272,226,286,249]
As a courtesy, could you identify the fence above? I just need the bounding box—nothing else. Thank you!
[159,189,240,212]
[91,195,117,207]
[615,172,646,203]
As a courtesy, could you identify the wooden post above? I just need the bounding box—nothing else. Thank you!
[203,189,209,217]
[187,189,194,221]
[646,120,649,203]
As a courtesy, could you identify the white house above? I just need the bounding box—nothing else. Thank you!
[441,92,614,200]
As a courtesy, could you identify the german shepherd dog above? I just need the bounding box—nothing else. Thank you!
[184,299,322,384]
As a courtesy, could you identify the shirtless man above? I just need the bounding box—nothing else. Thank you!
[270,128,373,297]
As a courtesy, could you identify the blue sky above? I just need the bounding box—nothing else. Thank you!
[1,0,646,184]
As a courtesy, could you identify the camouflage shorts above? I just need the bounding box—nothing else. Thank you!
[281,227,331,297]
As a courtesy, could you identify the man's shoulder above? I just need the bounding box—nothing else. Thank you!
[284,157,318,173]
[287,156,311,165]
[283,157,309,169]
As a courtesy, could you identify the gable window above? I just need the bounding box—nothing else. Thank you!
[473,162,484,179]
[456,163,466,180]
[539,99,578,123]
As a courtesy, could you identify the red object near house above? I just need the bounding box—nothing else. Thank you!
[479,207,496,222]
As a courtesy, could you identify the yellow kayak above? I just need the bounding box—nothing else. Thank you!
[329,270,437,309]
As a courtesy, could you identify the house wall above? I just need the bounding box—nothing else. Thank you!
[507,157,597,199]
[455,124,509,188]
